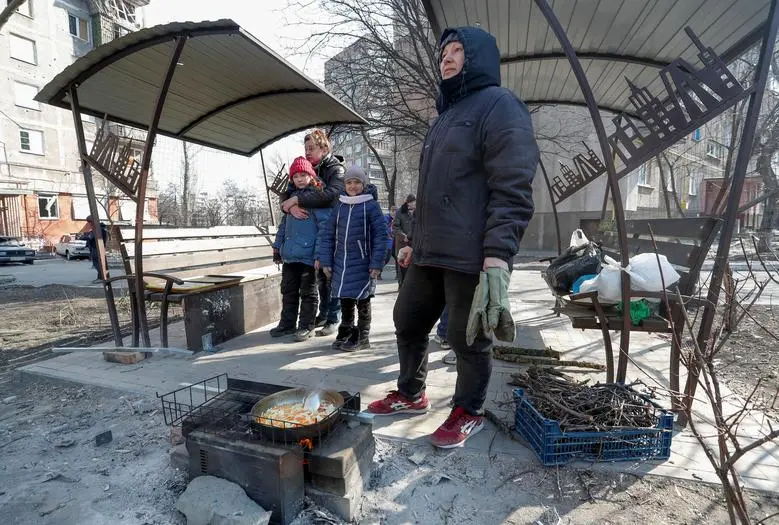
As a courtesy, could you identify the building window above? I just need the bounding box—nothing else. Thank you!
[7,0,32,17]
[636,164,648,185]
[68,13,90,41]
[13,82,39,110]
[19,129,44,155]
[9,33,37,64]
[706,141,723,159]
[688,173,699,196]
[37,194,59,220]
[691,128,702,141]
[113,23,131,39]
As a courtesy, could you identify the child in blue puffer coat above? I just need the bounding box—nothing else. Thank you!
[316,165,387,351]
[271,157,331,341]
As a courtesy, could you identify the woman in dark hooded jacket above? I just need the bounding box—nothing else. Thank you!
[366,27,539,449]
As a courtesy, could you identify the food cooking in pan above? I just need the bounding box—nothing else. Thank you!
[256,400,337,428]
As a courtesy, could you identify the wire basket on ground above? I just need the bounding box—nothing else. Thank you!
[513,387,674,466]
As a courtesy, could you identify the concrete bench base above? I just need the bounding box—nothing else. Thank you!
[182,273,282,351]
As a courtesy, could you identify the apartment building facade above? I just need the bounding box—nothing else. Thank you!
[0,0,156,251]
[324,38,394,208]
[630,117,764,232]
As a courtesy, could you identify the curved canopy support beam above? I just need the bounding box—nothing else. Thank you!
[501,51,671,69]
[535,0,634,383]
[538,157,562,255]
[525,99,640,120]
[133,36,188,347]
[176,88,321,137]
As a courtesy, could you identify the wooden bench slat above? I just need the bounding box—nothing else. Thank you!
[599,235,700,268]
[131,247,274,274]
[569,314,669,332]
[624,217,720,239]
[124,235,273,257]
[148,259,277,282]
[119,225,272,240]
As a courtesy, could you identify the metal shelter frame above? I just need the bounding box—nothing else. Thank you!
[35,20,366,347]
[422,0,779,413]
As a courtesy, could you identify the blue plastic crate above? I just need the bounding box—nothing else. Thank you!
[513,387,674,466]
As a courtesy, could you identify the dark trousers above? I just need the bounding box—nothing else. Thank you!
[279,262,318,330]
[436,306,449,339]
[394,264,492,415]
[341,297,371,339]
[397,265,408,287]
[89,248,106,278]
[317,269,341,324]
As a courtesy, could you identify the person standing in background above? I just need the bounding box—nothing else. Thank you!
[280,129,345,337]
[393,195,415,287]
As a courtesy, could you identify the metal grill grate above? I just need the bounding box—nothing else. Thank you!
[157,374,360,445]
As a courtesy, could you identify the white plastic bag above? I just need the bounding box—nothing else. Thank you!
[628,253,680,292]
[569,229,589,249]
[579,255,626,304]
[579,253,680,304]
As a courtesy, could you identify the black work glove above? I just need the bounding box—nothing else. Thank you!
[272,248,282,265]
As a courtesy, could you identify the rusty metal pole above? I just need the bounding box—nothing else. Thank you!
[69,86,123,346]
[684,0,779,411]
[538,157,562,255]
[535,0,633,382]
[134,36,187,347]
[259,148,276,227]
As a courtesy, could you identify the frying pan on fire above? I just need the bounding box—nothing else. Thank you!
[249,387,345,443]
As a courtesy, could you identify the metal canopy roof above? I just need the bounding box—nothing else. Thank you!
[36,20,367,156]
[422,1,771,117]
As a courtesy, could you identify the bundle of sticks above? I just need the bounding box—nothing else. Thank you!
[511,367,661,432]
[493,346,605,371]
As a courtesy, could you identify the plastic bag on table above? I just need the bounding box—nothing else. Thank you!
[628,253,681,292]
[543,241,602,294]
[569,229,589,248]
[579,255,631,304]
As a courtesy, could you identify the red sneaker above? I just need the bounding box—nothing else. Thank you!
[430,406,485,448]
[366,391,429,416]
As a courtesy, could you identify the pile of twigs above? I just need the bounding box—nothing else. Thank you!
[511,367,662,432]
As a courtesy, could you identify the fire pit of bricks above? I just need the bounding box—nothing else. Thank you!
[159,374,375,525]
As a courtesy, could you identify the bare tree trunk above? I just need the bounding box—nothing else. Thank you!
[756,148,778,251]
[389,134,398,207]
[0,0,26,30]
[182,142,193,226]
[655,155,673,218]
[661,153,687,217]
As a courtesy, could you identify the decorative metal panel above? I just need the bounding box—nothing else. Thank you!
[85,120,143,200]
[552,28,750,205]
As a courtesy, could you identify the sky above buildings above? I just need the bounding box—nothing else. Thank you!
[144,0,336,195]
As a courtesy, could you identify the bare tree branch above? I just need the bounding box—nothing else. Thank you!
[0,0,27,31]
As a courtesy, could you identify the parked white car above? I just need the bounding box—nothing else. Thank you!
[0,237,35,265]
[55,234,90,260]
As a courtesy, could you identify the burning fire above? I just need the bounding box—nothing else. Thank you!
[299,438,314,465]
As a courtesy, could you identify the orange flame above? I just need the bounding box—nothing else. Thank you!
[299,438,314,465]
